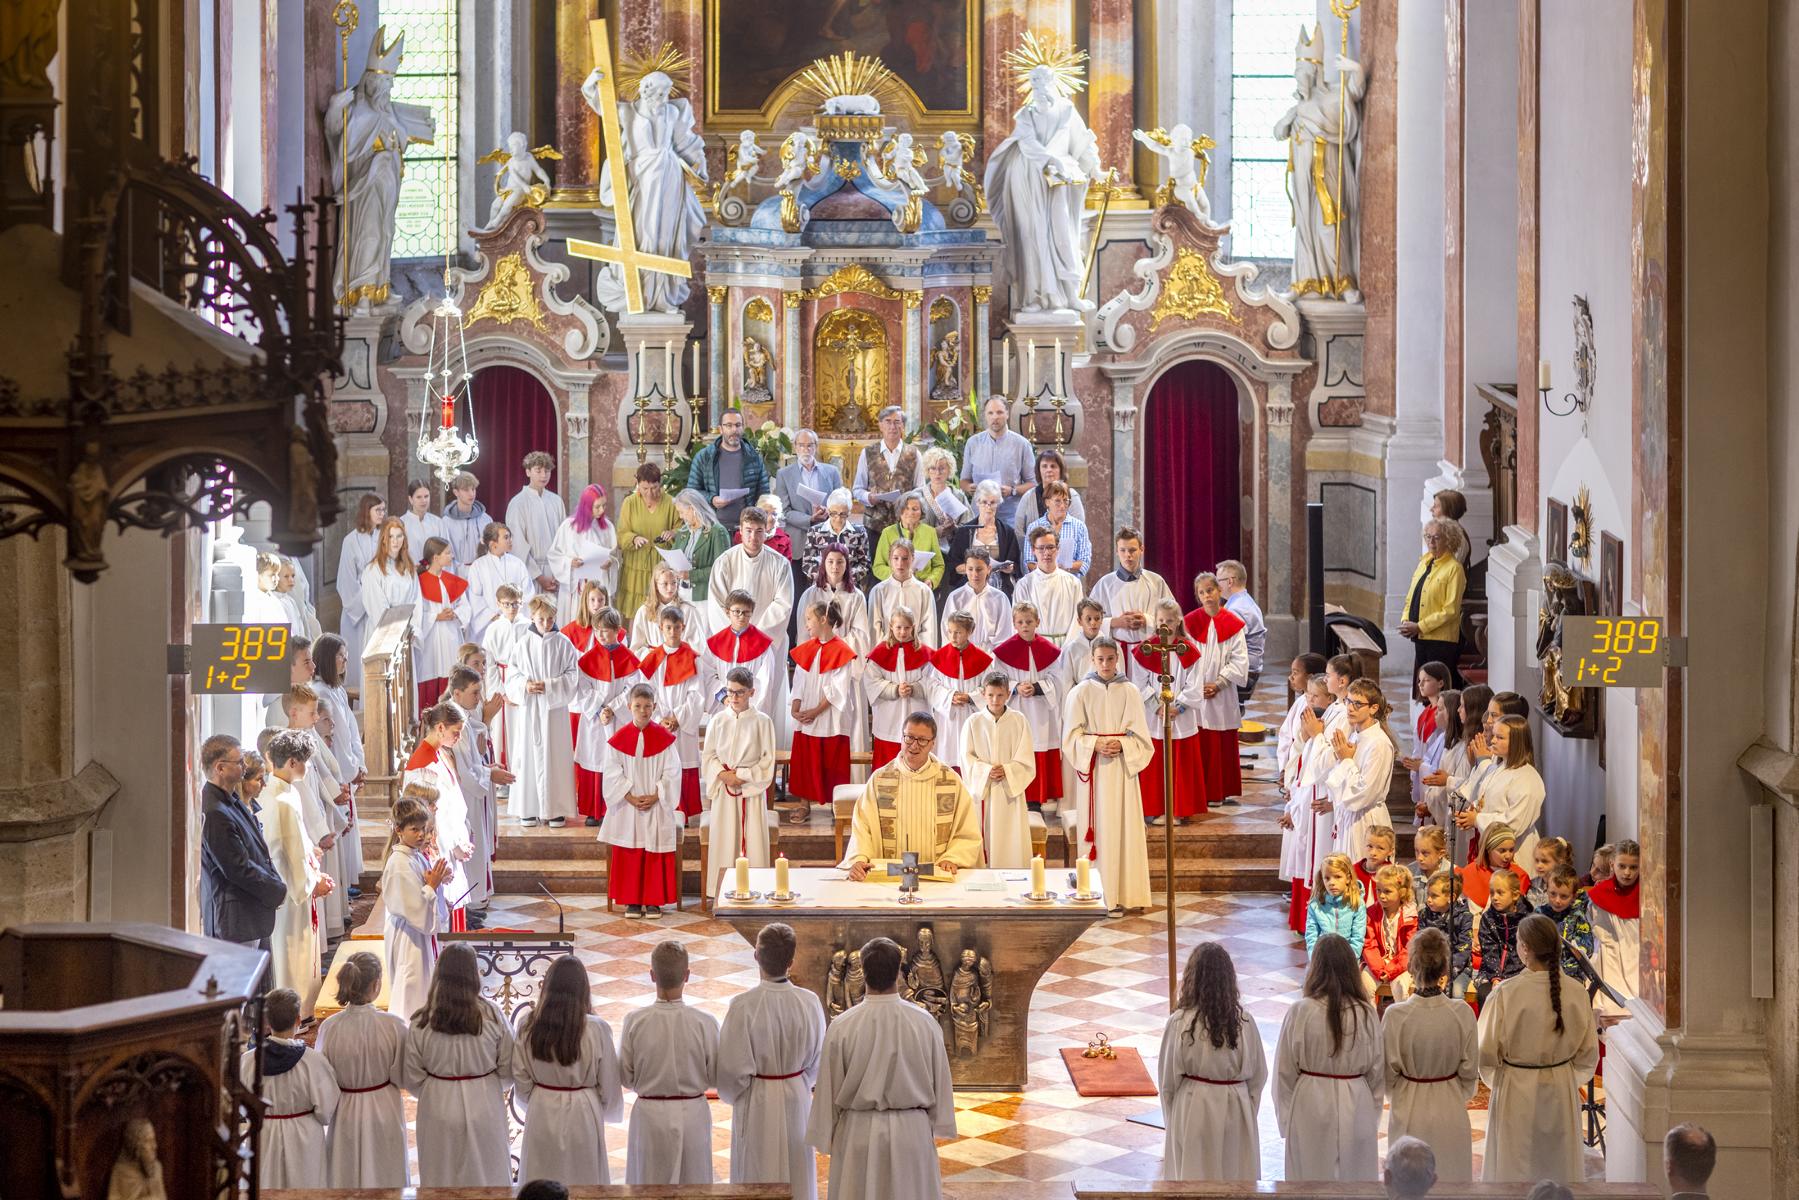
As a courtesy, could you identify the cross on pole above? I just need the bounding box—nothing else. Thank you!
[1141,621,1189,1006]
[567,19,694,315]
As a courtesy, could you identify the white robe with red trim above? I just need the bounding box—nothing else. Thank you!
[703,625,781,731]
[413,570,472,684]
[1061,674,1153,910]
[960,707,1036,868]
[865,642,937,745]
[1183,607,1251,730]
[708,544,794,734]
[570,634,641,769]
[1133,638,1205,739]
[926,643,994,765]
[597,721,682,852]
[638,642,705,768]
[701,704,778,895]
[403,741,469,913]
[993,635,1065,751]
[789,637,856,741]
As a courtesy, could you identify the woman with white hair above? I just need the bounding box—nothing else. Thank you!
[670,488,730,603]
[752,494,794,560]
[918,446,968,543]
[943,479,1023,600]
[801,487,871,585]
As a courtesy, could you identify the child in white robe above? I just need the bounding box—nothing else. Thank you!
[447,665,508,922]
[1059,599,1106,803]
[569,602,640,825]
[798,546,875,752]
[359,516,421,667]
[515,956,623,1185]
[479,585,527,772]
[1086,529,1174,682]
[704,667,779,893]
[1281,675,1336,933]
[718,923,827,1200]
[316,951,411,1187]
[413,537,471,711]
[506,450,568,593]
[403,705,473,927]
[505,595,582,825]
[865,606,935,771]
[787,600,856,826]
[637,605,706,821]
[960,674,1036,868]
[867,538,940,646]
[598,685,684,918]
[1470,714,1548,869]
[1011,528,1082,644]
[630,562,706,654]
[703,589,783,732]
[942,548,1012,651]
[1326,679,1398,862]
[275,687,353,937]
[400,479,447,564]
[401,942,516,1187]
[705,506,795,730]
[380,795,448,1020]
[1274,932,1385,1182]
[1158,943,1268,1181]
[243,987,338,1190]
[621,940,720,1185]
[992,603,1064,812]
[1061,638,1154,915]
[1134,601,1208,823]
[1587,838,1641,1016]
[259,732,329,1015]
[549,483,619,625]
[334,494,385,671]
[466,522,535,643]
[927,611,993,770]
[1381,927,1478,1183]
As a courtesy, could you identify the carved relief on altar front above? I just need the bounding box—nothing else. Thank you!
[825,924,993,1058]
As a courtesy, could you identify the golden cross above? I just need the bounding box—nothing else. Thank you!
[566,19,694,314]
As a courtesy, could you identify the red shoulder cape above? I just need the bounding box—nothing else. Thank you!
[406,740,452,774]
[419,571,468,604]
[562,622,596,651]
[1586,877,1640,919]
[639,643,698,686]
[1133,637,1200,673]
[928,643,993,681]
[867,640,932,672]
[993,634,1061,672]
[707,624,774,662]
[1183,606,1246,644]
[792,637,857,673]
[607,720,677,758]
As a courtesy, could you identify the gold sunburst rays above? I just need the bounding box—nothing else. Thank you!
[616,42,695,100]
[1003,31,1088,99]
[794,51,901,107]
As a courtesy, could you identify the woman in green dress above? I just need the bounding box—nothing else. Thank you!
[871,491,945,590]
[671,488,730,610]
[614,461,679,618]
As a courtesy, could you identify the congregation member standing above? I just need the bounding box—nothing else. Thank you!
[199,734,286,955]
[1215,558,1266,701]
[691,409,769,531]
[1062,638,1153,915]
[774,429,842,604]
[506,451,568,598]
[621,941,720,1185]
[718,923,827,1200]
[1011,448,1086,536]
[808,936,956,1200]
[852,405,924,544]
[615,462,679,619]
[1158,943,1267,1181]
[959,395,1036,528]
[514,955,623,1186]
[402,943,516,1187]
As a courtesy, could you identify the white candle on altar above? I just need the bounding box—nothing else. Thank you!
[735,856,751,896]
[774,854,790,896]
[1025,339,1036,395]
[1030,854,1046,897]
[1076,856,1091,897]
[692,339,701,393]
[665,343,674,388]
[1538,358,1552,390]
[1000,339,1010,396]
[1054,341,1063,393]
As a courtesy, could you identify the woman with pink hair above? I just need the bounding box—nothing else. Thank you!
[548,484,618,626]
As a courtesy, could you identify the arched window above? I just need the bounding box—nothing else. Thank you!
[1230,1,1315,259]
[384,0,460,260]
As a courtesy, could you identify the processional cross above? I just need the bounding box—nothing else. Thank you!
[566,19,694,314]
[1140,622,1190,1006]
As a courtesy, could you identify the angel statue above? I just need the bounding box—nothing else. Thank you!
[1134,124,1215,223]
[773,128,823,232]
[741,336,773,403]
[1273,25,1366,300]
[713,129,765,206]
[580,45,708,313]
[875,131,930,233]
[935,130,987,213]
[984,33,1104,314]
[477,133,561,232]
[325,28,436,310]
[929,331,961,401]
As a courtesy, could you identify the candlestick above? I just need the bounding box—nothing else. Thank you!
[1076,856,1092,897]
[1030,854,1046,897]
[735,856,751,896]
[1538,359,1552,390]
[774,854,790,896]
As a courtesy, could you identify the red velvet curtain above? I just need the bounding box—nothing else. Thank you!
[1144,360,1242,603]
[470,366,559,501]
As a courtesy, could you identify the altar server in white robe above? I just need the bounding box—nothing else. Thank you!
[259,732,329,1013]
[275,556,323,640]
[312,634,366,790]
[1061,638,1153,914]
[379,796,447,1021]
[447,669,497,913]
[1086,529,1173,682]
[506,451,568,593]
[621,940,721,1184]
[505,595,582,823]
[1381,927,1478,1183]
[1281,675,1338,931]
[359,516,421,664]
[786,602,858,817]
[703,667,779,896]
[637,605,707,820]
[244,987,338,1190]
[942,547,1012,650]
[993,604,1065,811]
[1465,715,1547,869]
[718,923,827,1200]
[599,686,685,915]
[334,494,385,671]
[708,506,794,730]
[514,956,624,1186]
[549,483,620,625]
[413,538,472,710]
[1157,943,1268,1181]
[1326,679,1398,862]
[1012,527,1082,643]
[926,612,994,768]
[631,561,707,654]
[479,585,527,770]
[316,950,411,1187]
[401,480,447,564]
[703,590,783,731]
[864,607,937,770]
[868,537,941,646]
[276,687,353,935]
[808,936,957,1200]
[1274,933,1385,1182]
[799,546,875,750]
[1476,913,1600,1184]
[960,675,1036,868]
[466,522,536,643]
[402,943,516,1187]
[1183,578,1252,806]
[403,704,472,925]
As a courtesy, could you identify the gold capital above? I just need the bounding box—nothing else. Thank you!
[904,290,923,310]
[971,285,992,304]
[706,285,729,304]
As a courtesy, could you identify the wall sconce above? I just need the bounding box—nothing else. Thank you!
[1536,359,1585,418]
[1539,295,1596,419]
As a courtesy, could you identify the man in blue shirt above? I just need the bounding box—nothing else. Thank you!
[959,396,1036,527]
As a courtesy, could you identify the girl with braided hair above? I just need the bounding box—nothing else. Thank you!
[1381,927,1478,1181]
[1477,912,1600,1183]
[1156,942,1267,1180]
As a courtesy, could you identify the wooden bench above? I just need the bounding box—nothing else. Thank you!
[831,784,1049,862]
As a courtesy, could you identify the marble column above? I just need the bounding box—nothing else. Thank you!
[1141,0,1232,219]
[707,285,728,431]
[1109,390,1138,534]
[903,291,924,426]
[973,286,993,397]
[1086,0,1134,191]
[1265,380,1297,651]
[1514,0,1542,532]
[553,0,601,203]
[782,292,803,430]
[982,1,1076,167]
[1356,0,1398,418]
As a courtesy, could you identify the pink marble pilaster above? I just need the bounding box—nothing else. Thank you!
[1442,0,1465,466]
[1357,0,1398,417]
[1086,0,1134,188]
[982,0,1030,169]
[661,0,705,131]
[555,0,602,192]
[1514,0,1540,531]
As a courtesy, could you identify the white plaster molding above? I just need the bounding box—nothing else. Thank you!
[1096,215,1300,353]
[1483,524,1543,696]
[397,227,606,362]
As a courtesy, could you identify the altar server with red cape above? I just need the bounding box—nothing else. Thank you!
[1184,573,1251,806]
[571,606,642,824]
[414,537,472,711]
[993,603,1065,811]
[707,506,793,733]
[926,611,994,769]
[787,600,857,816]
[1062,638,1153,915]
[598,685,683,918]
[504,596,582,826]
[403,703,472,928]
[704,590,782,729]
[637,605,706,819]
[1586,839,1640,1016]
[866,606,935,770]
[702,667,779,898]
[1134,599,1210,821]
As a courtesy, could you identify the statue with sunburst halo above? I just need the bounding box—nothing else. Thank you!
[983,32,1104,314]
[579,41,708,313]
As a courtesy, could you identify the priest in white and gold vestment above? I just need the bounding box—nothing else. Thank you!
[843,712,984,879]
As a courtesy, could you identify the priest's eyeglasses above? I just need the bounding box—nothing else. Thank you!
[901,733,935,746]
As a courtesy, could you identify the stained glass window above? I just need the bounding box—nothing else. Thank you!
[385,0,459,260]
[1231,2,1315,259]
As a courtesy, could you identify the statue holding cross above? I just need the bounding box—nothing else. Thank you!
[572,22,705,315]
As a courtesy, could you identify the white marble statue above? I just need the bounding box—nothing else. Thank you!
[772,129,821,194]
[878,133,929,195]
[720,129,765,198]
[823,95,881,115]
[580,67,708,313]
[477,132,560,232]
[1273,26,1366,300]
[324,28,436,311]
[983,64,1104,314]
[1133,123,1215,223]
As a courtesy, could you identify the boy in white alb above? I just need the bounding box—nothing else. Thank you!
[992,602,1065,812]
[1062,638,1154,915]
[275,686,353,935]
[466,522,535,643]
[703,590,782,729]
[868,538,941,646]
[1012,527,1083,644]
[637,605,706,821]
[1086,527,1174,684]
[598,685,683,919]
[706,506,795,731]
[479,585,527,772]
[926,610,993,769]
[507,450,568,595]
[244,987,339,1190]
[942,548,1012,651]
[448,667,511,925]
[506,595,582,825]
[961,674,1037,868]
[702,667,779,898]
[621,941,721,1184]
[1059,600,1106,807]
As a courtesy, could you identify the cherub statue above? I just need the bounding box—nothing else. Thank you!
[741,335,773,403]
[929,330,961,401]
[477,132,561,232]
[773,129,822,194]
[714,129,765,206]
[935,130,987,215]
[1133,123,1215,223]
[878,132,930,195]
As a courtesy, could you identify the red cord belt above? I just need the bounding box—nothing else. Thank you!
[535,1082,594,1092]
[426,1069,496,1081]
[755,1069,806,1080]
[1399,1071,1461,1084]
[1299,1069,1365,1080]
[265,1108,315,1120]
[1182,1074,1246,1086]
[638,1093,704,1101]
[339,1081,393,1094]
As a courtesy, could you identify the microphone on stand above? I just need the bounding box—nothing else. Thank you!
[538,881,566,937]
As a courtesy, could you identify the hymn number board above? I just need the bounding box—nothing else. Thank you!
[190,623,292,694]
[1563,615,1686,687]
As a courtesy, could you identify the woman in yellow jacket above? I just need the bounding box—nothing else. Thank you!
[1400,519,1467,690]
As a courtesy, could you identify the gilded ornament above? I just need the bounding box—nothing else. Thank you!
[793,50,901,110]
[783,290,803,309]
[1149,247,1236,330]
[616,42,695,101]
[1569,485,1594,568]
[971,285,992,304]
[743,296,775,323]
[1003,31,1089,98]
[706,285,729,304]
[799,263,906,303]
[465,253,547,330]
[903,289,924,310]
[928,296,955,321]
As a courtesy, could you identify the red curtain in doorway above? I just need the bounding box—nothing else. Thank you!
[1143,360,1242,606]
[470,366,558,504]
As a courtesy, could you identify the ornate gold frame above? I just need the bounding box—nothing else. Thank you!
[704,0,982,134]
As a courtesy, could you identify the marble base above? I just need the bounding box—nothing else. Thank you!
[614,312,698,472]
[1481,523,1543,697]
[1003,310,1087,460]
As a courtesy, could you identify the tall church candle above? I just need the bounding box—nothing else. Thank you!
[1030,854,1046,897]
[735,855,751,896]
[774,854,790,896]
[1077,856,1092,896]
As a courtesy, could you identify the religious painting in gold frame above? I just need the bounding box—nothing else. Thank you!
[814,308,889,436]
[706,0,980,134]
